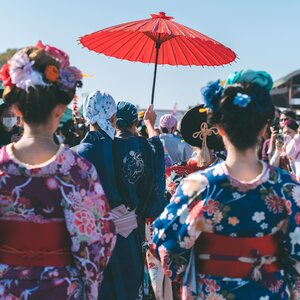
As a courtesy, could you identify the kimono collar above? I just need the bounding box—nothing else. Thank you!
[116,130,135,138]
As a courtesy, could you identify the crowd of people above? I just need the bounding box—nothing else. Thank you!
[0,42,299,300]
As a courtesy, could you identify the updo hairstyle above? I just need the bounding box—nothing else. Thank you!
[209,83,275,151]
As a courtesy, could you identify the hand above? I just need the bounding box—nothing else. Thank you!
[270,130,277,145]
[275,140,283,152]
[143,105,156,127]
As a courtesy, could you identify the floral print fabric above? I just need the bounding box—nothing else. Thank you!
[0,145,116,299]
[153,161,300,299]
[165,157,220,201]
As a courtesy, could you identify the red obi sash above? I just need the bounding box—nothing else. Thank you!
[194,232,281,279]
[0,220,72,267]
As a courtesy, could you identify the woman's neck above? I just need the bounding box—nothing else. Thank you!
[225,144,262,182]
[12,124,59,165]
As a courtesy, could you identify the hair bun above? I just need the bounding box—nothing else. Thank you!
[224,69,273,91]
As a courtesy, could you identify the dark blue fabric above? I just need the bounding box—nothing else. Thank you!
[77,130,142,300]
[99,230,143,300]
[77,130,167,299]
[113,133,166,220]
[77,130,122,208]
[147,136,168,217]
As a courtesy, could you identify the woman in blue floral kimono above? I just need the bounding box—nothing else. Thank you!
[0,42,116,299]
[153,70,300,299]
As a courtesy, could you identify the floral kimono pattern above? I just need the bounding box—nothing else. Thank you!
[153,161,300,300]
[0,144,116,300]
[165,156,221,201]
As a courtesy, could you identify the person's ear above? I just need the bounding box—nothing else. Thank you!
[216,126,225,137]
[53,104,67,119]
[13,104,22,117]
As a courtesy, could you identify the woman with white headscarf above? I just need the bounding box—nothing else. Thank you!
[77,90,122,208]
[77,91,139,300]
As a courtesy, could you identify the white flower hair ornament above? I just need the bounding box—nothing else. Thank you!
[9,50,46,92]
[0,41,83,94]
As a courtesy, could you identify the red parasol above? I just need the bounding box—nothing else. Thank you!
[80,12,237,104]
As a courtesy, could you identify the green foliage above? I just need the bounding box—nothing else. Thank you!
[0,48,19,68]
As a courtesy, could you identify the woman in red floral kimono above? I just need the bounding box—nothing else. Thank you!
[0,42,116,299]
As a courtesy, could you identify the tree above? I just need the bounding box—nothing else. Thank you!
[0,48,19,68]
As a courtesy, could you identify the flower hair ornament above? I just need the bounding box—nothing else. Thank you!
[233,93,252,108]
[0,41,82,95]
[192,122,218,167]
[201,79,224,111]
[4,49,46,92]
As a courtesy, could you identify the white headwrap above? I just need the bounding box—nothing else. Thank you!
[83,90,117,139]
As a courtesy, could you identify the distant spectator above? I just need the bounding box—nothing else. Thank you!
[0,103,22,147]
[270,119,299,173]
[279,109,297,128]
[159,114,193,163]
[60,117,87,147]
[260,124,272,162]
[286,127,300,181]
[136,110,148,138]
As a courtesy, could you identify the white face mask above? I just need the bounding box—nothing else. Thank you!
[2,117,17,129]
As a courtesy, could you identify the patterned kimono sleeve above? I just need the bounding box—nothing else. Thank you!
[281,174,300,297]
[62,164,116,300]
[152,173,209,280]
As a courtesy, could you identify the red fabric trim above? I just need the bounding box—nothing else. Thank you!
[0,220,72,267]
[194,232,280,278]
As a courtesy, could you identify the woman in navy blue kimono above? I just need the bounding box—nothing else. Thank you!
[77,91,141,300]
[113,101,167,299]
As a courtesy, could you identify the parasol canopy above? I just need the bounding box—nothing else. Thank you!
[80,12,237,104]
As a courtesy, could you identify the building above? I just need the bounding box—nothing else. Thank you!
[271,70,300,111]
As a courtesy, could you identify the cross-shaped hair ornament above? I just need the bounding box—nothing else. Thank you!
[192,122,218,167]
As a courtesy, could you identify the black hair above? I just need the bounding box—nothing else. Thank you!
[209,83,275,151]
[137,119,148,138]
[180,104,224,151]
[4,85,74,124]
[3,47,80,124]
[161,127,169,134]
[281,109,297,120]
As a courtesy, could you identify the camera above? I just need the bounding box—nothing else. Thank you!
[272,119,280,132]
[276,133,284,146]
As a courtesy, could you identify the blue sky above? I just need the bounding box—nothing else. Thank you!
[1,0,299,110]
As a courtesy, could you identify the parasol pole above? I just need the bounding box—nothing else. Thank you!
[151,40,161,105]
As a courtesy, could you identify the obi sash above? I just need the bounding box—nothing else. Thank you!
[0,220,72,267]
[194,232,281,280]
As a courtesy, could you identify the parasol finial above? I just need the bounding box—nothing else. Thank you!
[150,12,174,20]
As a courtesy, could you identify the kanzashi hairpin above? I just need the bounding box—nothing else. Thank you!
[233,93,252,108]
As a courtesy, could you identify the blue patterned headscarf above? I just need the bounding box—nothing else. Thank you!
[83,90,117,139]
[224,69,273,91]
[116,101,138,130]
